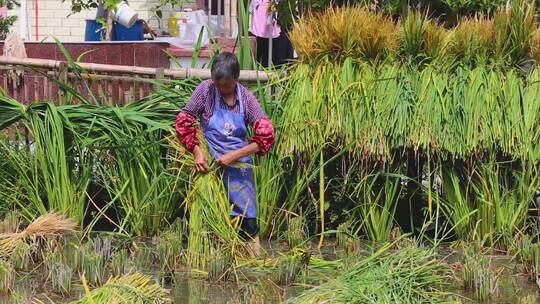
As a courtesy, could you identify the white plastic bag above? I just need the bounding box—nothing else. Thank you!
[177,10,210,49]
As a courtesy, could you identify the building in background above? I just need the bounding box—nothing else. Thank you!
[7,0,195,42]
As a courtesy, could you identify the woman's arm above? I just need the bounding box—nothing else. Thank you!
[216,142,260,166]
[175,81,212,172]
[216,116,275,166]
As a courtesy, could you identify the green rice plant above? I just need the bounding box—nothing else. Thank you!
[110,247,131,277]
[96,131,184,236]
[471,162,536,247]
[5,102,92,224]
[441,161,537,247]
[207,242,233,282]
[0,78,194,232]
[131,242,155,273]
[71,272,170,304]
[77,238,110,286]
[0,259,14,294]
[401,10,429,62]
[155,220,184,275]
[288,244,451,303]
[48,256,74,295]
[11,242,31,271]
[0,94,26,130]
[274,249,310,285]
[0,141,23,217]
[350,172,401,243]
[0,212,19,234]
[335,220,362,256]
[237,0,253,69]
[515,234,540,284]
[440,165,477,241]
[282,215,307,249]
[254,148,285,238]
[460,246,503,301]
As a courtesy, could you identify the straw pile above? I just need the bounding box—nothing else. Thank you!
[0,213,77,257]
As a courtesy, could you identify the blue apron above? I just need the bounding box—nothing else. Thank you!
[204,86,257,218]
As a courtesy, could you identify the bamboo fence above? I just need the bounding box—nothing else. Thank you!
[0,56,273,105]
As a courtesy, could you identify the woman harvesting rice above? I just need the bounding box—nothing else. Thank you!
[175,52,275,255]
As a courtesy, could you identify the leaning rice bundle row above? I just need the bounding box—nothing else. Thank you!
[278,61,540,164]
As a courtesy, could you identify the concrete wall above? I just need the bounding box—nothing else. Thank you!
[8,0,195,42]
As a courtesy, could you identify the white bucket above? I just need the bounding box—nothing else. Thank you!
[114,2,138,28]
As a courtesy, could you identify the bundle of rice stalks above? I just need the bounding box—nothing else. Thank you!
[531,26,540,64]
[290,6,399,63]
[0,213,76,258]
[493,0,535,66]
[287,245,451,303]
[169,139,240,271]
[400,11,450,63]
[448,16,495,65]
[283,215,307,249]
[71,272,170,304]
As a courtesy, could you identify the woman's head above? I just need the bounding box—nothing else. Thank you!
[211,52,240,96]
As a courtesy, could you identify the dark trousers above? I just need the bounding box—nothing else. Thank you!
[255,30,294,68]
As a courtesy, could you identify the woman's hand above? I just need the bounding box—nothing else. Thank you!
[193,146,210,173]
[216,151,238,167]
[216,143,261,167]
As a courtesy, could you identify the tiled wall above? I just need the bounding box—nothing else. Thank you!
[2,41,171,67]
[7,0,194,42]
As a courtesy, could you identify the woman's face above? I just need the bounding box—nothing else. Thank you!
[213,78,237,96]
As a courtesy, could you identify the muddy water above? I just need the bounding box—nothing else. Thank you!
[1,241,539,303]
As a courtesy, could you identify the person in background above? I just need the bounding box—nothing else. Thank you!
[250,0,281,67]
[175,52,275,256]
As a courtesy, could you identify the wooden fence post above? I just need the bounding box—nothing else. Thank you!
[155,68,164,91]
[58,62,68,105]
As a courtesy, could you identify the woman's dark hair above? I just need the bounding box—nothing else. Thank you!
[211,52,240,81]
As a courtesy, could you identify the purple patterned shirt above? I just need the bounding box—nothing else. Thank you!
[182,79,265,130]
